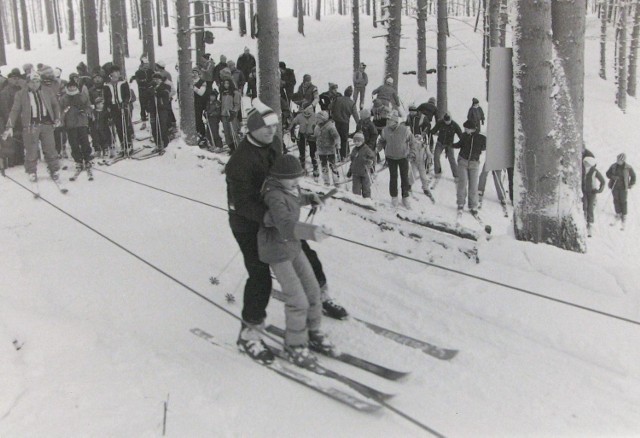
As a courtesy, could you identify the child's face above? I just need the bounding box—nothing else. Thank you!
[354,139,364,147]
[280,177,300,190]
[96,103,104,110]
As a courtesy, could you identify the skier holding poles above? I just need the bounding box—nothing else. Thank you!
[144,73,172,154]
[103,65,134,157]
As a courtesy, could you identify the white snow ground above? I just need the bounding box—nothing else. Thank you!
[1,10,639,438]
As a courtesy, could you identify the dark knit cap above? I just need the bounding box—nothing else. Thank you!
[247,100,279,132]
[472,97,479,104]
[8,68,21,78]
[463,120,476,130]
[270,154,304,179]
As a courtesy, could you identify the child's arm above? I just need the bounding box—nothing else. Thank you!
[264,191,298,241]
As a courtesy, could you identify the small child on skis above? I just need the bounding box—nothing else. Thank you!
[258,154,336,368]
[90,97,113,158]
[347,132,375,198]
[205,89,224,152]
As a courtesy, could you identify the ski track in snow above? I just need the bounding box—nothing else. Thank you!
[1,13,640,437]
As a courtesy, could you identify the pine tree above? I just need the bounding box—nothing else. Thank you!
[616,0,628,111]
[45,0,55,33]
[384,0,402,88]
[67,0,74,40]
[353,0,360,71]
[141,0,155,68]
[0,8,6,66]
[239,0,247,36]
[194,1,204,61]
[84,0,100,72]
[156,0,162,46]
[627,0,640,96]
[316,0,321,20]
[20,0,30,50]
[437,0,448,114]
[417,0,427,87]
[600,0,608,79]
[110,0,126,74]
[176,0,197,144]
[298,0,305,35]
[11,0,20,50]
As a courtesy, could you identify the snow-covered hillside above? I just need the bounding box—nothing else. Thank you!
[1,11,639,438]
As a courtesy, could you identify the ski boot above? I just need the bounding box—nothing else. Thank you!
[322,299,349,320]
[286,344,318,369]
[236,324,275,365]
[86,161,94,181]
[391,197,400,207]
[70,162,84,181]
[308,330,338,357]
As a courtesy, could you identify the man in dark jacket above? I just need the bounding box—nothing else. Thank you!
[226,101,348,365]
[0,69,25,167]
[467,97,485,132]
[103,65,134,154]
[130,56,154,128]
[319,82,341,112]
[606,153,636,229]
[330,86,360,159]
[144,73,172,152]
[430,113,462,179]
[453,120,486,214]
[236,47,256,83]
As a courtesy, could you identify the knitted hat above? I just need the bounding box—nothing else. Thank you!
[583,156,596,168]
[8,68,21,78]
[329,82,338,90]
[192,67,200,74]
[246,100,279,132]
[279,61,286,69]
[443,113,451,122]
[156,60,166,68]
[316,110,330,123]
[472,97,479,104]
[344,85,353,97]
[353,132,365,143]
[303,74,311,82]
[360,108,371,119]
[617,153,626,162]
[408,103,417,110]
[428,97,436,105]
[270,154,304,179]
[463,120,476,130]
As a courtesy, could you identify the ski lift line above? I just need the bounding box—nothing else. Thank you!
[2,175,446,438]
[89,169,640,329]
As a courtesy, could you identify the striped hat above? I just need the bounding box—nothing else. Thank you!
[617,153,626,162]
[247,100,279,132]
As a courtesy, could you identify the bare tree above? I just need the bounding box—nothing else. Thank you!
[156,0,162,45]
[437,0,448,114]
[600,0,608,79]
[298,0,305,34]
[226,0,232,30]
[162,0,168,26]
[119,0,129,57]
[513,0,585,252]
[627,0,640,96]
[141,0,155,68]
[67,0,74,40]
[176,0,197,144]
[417,0,427,87]
[616,0,627,111]
[84,0,100,72]
[239,0,247,36]
[80,0,86,53]
[353,0,360,70]
[12,0,21,50]
[256,0,282,153]
[384,0,402,88]
[250,0,256,36]
[53,0,62,48]
[110,0,126,74]
[20,0,30,50]
[499,0,508,46]
[45,0,55,33]
[316,0,321,20]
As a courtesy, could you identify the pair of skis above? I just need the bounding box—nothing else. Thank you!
[30,175,68,198]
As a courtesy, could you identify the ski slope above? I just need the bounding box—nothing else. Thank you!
[1,11,640,437]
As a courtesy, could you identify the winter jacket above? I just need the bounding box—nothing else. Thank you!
[314,119,341,155]
[212,58,228,85]
[606,163,636,190]
[60,92,92,128]
[319,90,341,112]
[356,118,378,149]
[206,98,222,120]
[91,109,111,133]
[330,95,360,124]
[0,83,23,130]
[453,132,486,162]
[467,105,485,129]
[431,119,463,146]
[297,81,319,108]
[103,81,132,109]
[131,64,153,91]
[156,68,172,83]
[198,59,215,82]
[226,135,279,233]
[417,101,438,123]
[582,165,605,194]
[143,84,172,115]
[349,145,375,177]
[7,86,61,129]
[406,113,430,136]
[371,84,400,108]
[229,67,246,91]
[236,53,256,79]
[353,70,368,88]
[280,68,297,100]
[193,79,209,109]
[376,123,416,160]
[88,84,105,105]
[258,177,317,264]
[290,107,318,137]
[220,85,241,117]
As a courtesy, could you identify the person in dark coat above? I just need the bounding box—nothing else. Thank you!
[319,83,341,113]
[279,61,297,104]
[205,89,224,151]
[467,97,485,132]
[330,86,360,160]
[296,74,319,110]
[193,68,210,147]
[582,156,605,237]
[236,47,256,84]
[0,69,25,167]
[453,120,486,213]
[60,80,94,171]
[606,153,636,229]
[130,55,154,127]
[212,55,228,87]
[103,65,134,154]
[144,73,172,152]
[430,113,462,179]
[90,97,112,158]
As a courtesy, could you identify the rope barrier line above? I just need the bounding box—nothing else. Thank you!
[94,168,640,329]
[4,174,443,437]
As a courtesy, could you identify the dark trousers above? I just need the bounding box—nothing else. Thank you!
[206,116,223,149]
[233,229,273,325]
[54,127,67,154]
[150,110,170,149]
[583,191,597,224]
[297,134,317,172]
[612,189,628,216]
[0,130,24,167]
[335,120,350,160]
[66,127,93,164]
[91,124,112,153]
[195,105,207,144]
[387,157,411,198]
[139,91,150,122]
[301,240,326,288]
[110,106,133,150]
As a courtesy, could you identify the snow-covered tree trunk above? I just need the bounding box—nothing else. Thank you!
[141,0,155,68]
[226,0,232,30]
[80,0,86,53]
[239,0,247,36]
[384,0,402,89]
[298,0,305,34]
[67,0,75,40]
[373,0,377,28]
[53,0,62,49]
[552,0,586,147]
[316,0,321,20]
[627,0,640,96]
[250,0,257,36]
[616,0,627,111]
[513,0,586,252]
[499,0,508,46]
[85,0,100,71]
[353,0,360,71]
[600,0,608,79]
[487,0,500,97]
[45,0,55,33]
[176,0,197,145]
[437,0,447,114]
[194,1,204,62]
[417,0,427,87]
[119,0,129,57]
[256,0,282,154]
[20,0,30,50]
[11,0,20,50]
[162,0,168,26]
[110,0,126,73]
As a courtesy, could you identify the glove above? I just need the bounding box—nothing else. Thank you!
[313,225,332,242]
[2,128,13,140]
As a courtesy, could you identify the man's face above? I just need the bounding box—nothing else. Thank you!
[110,71,121,81]
[251,124,278,144]
[192,71,200,81]
[27,79,40,91]
[444,119,451,125]
[617,157,625,166]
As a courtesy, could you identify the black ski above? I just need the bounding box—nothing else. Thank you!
[190,328,381,412]
[269,346,395,401]
[266,325,409,381]
[270,288,458,361]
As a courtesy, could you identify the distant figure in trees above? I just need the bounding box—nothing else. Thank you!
[246,67,257,101]
[371,77,400,110]
[347,132,375,198]
[198,53,215,92]
[22,64,34,79]
[130,55,154,129]
[453,120,486,215]
[89,73,105,105]
[290,104,319,176]
[467,97,485,132]
[220,79,241,153]
[0,69,26,167]
[3,73,62,183]
[417,97,438,146]
[213,55,228,87]
[330,86,360,160]
[352,62,369,111]
[90,97,112,158]
[581,156,605,237]
[606,153,636,230]
[313,110,341,186]
[279,62,297,104]
[155,60,172,83]
[103,65,134,155]
[227,60,246,93]
[236,47,256,84]
[355,108,378,154]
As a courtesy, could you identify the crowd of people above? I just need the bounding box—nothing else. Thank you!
[0,53,634,369]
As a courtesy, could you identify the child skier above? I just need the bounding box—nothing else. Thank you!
[582,156,605,237]
[289,104,318,176]
[313,111,341,186]
[60,80,94,180]
[205,89,224,152]
[91,97,113,158]
[347,132,375,198]
[144,72,171,153]
[258,154,335,367]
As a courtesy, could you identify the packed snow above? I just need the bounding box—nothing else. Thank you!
[1,7,639,438]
